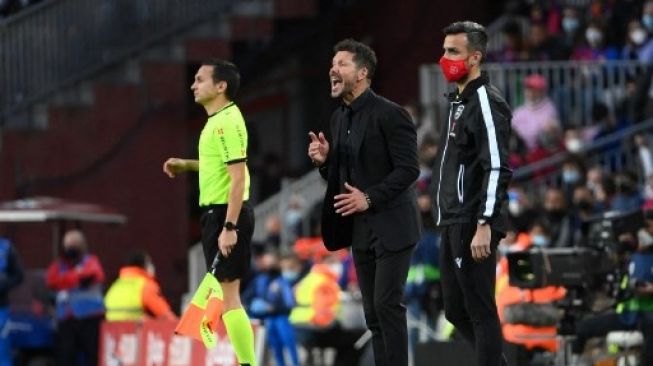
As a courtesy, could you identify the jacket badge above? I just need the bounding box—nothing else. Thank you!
[454,105,465,120]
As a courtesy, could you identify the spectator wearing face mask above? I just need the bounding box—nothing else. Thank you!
[561,154,587,199]
[243,250,299,366]
[506,185,539,234]
[571,21,619,61]
[563,128,586,154]
[104,251,176,321]
[638,1,653,63]
[622,20,649,60]
[559,6,584,59]
[46,230,105,366]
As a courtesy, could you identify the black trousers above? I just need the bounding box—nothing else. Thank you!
[440,222,503,366]
[56,315,103,366]
[352,217,414,366]
[573,311,653,365]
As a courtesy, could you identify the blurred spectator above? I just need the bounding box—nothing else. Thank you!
[542,187,576,247]
[406,188,441,349]
[561,154,587,200]
[571,21,619,61]
[609,0,643,50]
[595,174,617,212]
[280,252,306,287]
[290,253,363,366]
[404,102,435,147]
[283,195,306,245]
[572,185,599,223]
[512,74,561,153]
[496,220,567,361]
[586,165,605,197]
[563,128,586,153]
[559,5,584,59]
[591,102,629,170]
[506,185,539,234]
[644,175,653,201]
[572,219,653,366]
[635,133,653,181]
[417,134,437,195]
[0,237,23,366]
[639,1,653,62]
[244,250,299,366]
[527,22,560,61]
[638,204,653,248]
[621,20,649,60]
[46,230,105,366]
[104,251,176,321]
[612,170,644,212]
[491,21,529,62]
[264,215,282,249]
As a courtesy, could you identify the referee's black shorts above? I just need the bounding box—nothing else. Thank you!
[199,202,254,282]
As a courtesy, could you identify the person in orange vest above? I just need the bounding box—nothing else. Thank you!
[104,251,176,321]
[290,252,363,366]
[496,221,566,359]
[46,230,105,366]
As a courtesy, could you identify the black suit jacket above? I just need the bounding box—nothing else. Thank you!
[319,89,421,251]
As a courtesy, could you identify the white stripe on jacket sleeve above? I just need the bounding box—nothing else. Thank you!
[477,86,500,218]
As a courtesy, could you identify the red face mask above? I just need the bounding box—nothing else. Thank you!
[439,56,469,82]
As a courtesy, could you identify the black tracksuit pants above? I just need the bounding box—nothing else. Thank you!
[439,222,504,366]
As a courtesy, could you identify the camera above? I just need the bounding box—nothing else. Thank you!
[507,209,642,290]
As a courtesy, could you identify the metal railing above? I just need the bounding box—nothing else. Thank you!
[512,117,653,197]
[252,169,326,244]
[420,61,649,133]
[0,0,232,124]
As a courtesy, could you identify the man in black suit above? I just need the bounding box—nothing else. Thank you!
[307,38,420,366]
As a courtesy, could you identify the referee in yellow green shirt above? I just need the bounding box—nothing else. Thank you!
[163,60,256,366]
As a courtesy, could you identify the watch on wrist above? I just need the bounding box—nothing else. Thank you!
[224,221,238,231]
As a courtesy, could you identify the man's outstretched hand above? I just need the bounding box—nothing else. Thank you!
[308,131,329,166]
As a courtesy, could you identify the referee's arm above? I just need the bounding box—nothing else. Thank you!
[224,162,246,224]
[162,158,198,178]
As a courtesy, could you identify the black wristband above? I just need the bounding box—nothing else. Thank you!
[224,221,238,231]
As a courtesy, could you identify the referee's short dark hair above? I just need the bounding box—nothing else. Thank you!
[202,59,241,100]
[443,21,488,63]
[334,39,377,81]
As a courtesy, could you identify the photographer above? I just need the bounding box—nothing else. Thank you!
[571,209,653,366]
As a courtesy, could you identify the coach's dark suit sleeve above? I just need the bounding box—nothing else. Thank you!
[365,106,419,207]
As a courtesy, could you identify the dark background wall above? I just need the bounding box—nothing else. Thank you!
[0,0,504,311]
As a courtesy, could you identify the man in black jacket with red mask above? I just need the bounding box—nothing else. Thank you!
[307,38,420,366]
[431,21,513,366]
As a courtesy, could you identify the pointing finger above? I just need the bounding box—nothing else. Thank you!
[308,131,319,142]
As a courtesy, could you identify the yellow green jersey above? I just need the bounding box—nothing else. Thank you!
[198,102,250,206]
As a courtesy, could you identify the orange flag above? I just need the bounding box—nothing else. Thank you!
[175,254,224,348]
